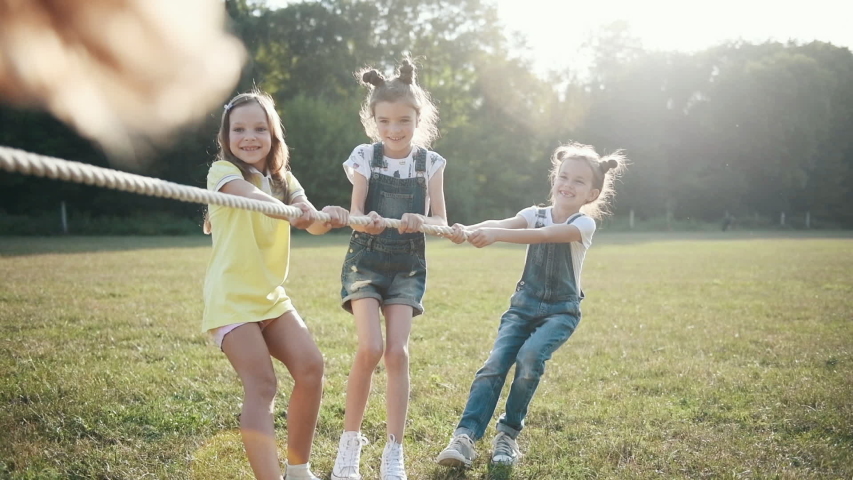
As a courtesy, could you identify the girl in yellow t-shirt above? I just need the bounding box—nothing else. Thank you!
[203,91,349,480]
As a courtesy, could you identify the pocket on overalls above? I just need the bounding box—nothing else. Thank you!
[378,191,414,220]
[343,242,368,271]
[509,282,526,307]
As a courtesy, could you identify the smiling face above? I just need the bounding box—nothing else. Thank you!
[228,102,272,170]
[374,100,418,158]
[552,158,601,211]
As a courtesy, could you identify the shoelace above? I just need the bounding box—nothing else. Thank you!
[336,435,368,475]
[383,444,406,478]
[493,433,519,458]
[449,435,476,458]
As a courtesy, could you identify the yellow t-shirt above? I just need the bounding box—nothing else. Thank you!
[202,160,304,332]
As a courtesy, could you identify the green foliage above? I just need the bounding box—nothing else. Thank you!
[1,1,852,228]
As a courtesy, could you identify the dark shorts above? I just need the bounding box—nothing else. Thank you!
[341,232,427,316]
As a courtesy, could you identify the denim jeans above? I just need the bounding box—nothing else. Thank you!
[454,290,580,441]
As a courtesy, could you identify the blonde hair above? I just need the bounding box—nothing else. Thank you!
[549,142,626,220]
[203,91,289,233]
[357,58,439,148]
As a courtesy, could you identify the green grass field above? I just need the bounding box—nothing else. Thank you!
[1,232,851,479]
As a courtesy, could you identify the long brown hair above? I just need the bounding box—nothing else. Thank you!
[204,91,289,233]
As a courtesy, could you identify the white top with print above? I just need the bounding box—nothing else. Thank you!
[343,144,446,183]
[343,144,446,214]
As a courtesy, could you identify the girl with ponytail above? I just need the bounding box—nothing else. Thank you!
[435,142,626,468]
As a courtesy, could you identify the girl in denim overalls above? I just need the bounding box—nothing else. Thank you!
[332,59,450,480]
[436,142,626,468]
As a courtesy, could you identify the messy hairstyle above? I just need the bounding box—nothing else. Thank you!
[549,142,627,220]
[357,58,439,148]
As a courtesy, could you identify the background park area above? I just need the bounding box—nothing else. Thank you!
[1,0,852,478]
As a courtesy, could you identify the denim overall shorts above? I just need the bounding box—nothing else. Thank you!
[340,143,428,315]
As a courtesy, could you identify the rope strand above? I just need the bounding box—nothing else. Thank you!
[0,145,456,237]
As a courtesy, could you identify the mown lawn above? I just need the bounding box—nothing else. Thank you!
[1,232,851,479]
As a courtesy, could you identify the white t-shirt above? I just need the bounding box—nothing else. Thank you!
[343,144,445,182]
[517,206,596,294]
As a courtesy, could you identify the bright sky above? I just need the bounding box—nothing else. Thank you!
[266,0,851,72]
[500,0,850,72]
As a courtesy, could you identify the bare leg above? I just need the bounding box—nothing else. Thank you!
[382,304,413,441]
[222,323,281,480]
[343,298,385,432]
[263,310,325,466]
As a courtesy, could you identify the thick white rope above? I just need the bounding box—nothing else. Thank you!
[0,146,457,236]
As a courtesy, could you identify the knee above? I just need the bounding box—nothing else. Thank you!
[355,342,384,368]
[383,343,409,370]
[293,351,325,388]
[244,373,278,405]
[476,352,512,378]
[515,349,545,379]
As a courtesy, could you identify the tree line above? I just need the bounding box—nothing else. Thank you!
[2,0,851,233]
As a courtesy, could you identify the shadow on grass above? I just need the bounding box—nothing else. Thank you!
[427,463,515,480]
[428,465,471,479]
[486,463,514,479]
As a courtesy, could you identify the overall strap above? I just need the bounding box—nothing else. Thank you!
[370,142,387,169]
[565,212,584,224]
[535,208,547,228]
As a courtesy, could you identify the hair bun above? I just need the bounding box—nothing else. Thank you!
[362,70,386,87]
[601,158,618,173]
[398,60,415,84]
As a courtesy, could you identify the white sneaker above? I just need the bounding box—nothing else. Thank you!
[436,433,477,467]
[331,431,369,480]
[283,461,321,479]
[380,434,407,480]
[491,431,522,465]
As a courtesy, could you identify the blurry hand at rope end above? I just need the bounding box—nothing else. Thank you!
[0,0,245,163]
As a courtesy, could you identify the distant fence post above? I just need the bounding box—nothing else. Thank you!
[629,209,635,229]
[805,211,811,229]
[780,212,786,226]
[60,201,68,234]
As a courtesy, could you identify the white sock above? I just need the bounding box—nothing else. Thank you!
[285,462,311,477]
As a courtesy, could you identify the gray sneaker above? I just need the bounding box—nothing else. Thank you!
[491,432,522,465]
[436,433,477,467]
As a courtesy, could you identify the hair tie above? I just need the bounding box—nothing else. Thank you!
[600,158,618,173]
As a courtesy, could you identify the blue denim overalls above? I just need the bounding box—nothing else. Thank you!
[340,143,429,315]
[455,209,586,440]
